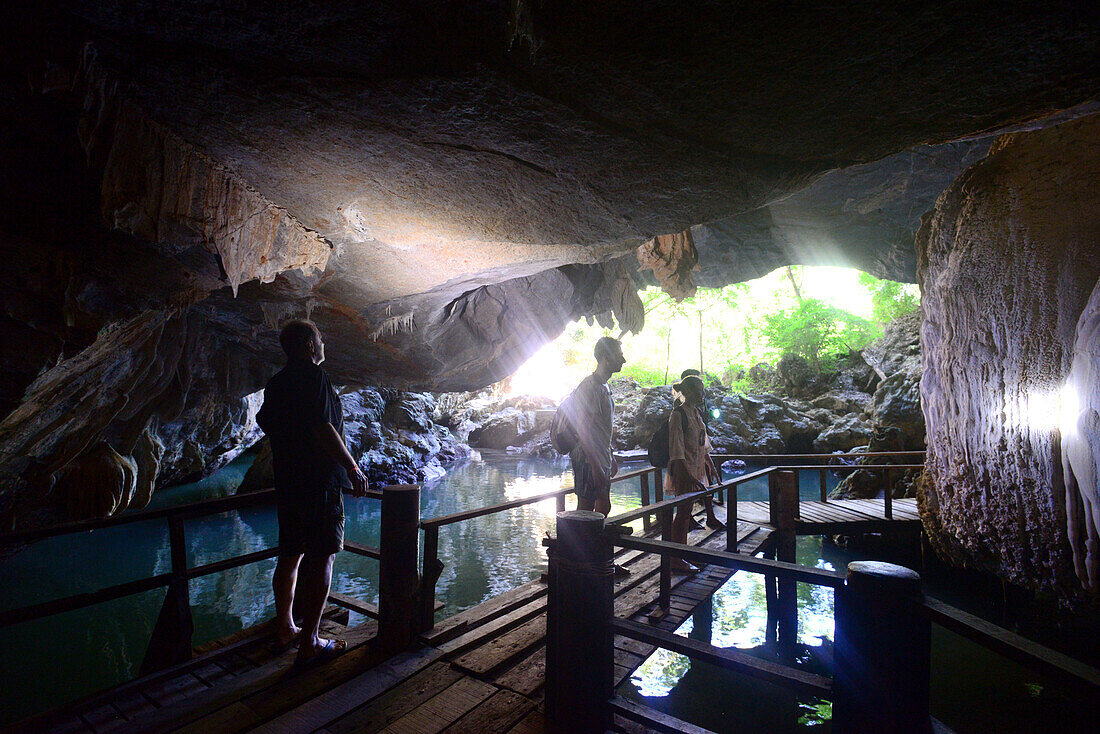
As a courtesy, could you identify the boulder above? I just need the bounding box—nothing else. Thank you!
[467,408,535,449]
[813,414,874,453]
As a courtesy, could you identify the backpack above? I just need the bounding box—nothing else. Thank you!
[647,405,686,468]
[550,392,580,454]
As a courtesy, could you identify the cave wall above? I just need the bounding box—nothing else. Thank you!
[917,114,1100,595]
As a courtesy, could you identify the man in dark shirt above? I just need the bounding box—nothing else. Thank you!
[256,320,368,665]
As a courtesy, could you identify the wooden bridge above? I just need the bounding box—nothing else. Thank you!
[5,452,1098,733]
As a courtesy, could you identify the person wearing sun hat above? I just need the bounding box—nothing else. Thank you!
[666,374,720,572]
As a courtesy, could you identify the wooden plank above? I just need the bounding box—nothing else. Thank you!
[380,677,496,734]
[326,663,464,734]
[329,591,379,619]
[924,596,1100,692]
[505,708,546,734]
[422,580,546,646]
[141,672,209,707]
[452,614,547,677]
[610,697,718,734]
[79,704,128,733]
[437,596,547,657]
[129,621,378,734]
[612,618,832,696]
[190,661,236,687]
[493,646,546,696]
[440,689,538,734]
[249,646,444,734]
[108,689,157,722]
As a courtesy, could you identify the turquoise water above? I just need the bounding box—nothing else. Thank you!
[0,450,648,725]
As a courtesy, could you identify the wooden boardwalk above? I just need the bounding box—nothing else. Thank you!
[15,497,923,733]
[735,497,920,535]
[17,507,769,734]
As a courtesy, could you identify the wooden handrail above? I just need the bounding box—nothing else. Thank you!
[420,486,575,528]
[0,486,384,546]
[611,618,833,696]
[606,467,774,525]
[923,596,1100,693]
[611,534,846,588]
[0,572,175,628]
[712,450,926,460]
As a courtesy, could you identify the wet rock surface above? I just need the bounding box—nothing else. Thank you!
[917,115,1100,595]
[240,387,469,492]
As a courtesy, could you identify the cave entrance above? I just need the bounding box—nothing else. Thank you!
[507,265,920,397]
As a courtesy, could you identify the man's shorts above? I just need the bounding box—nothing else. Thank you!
[277,482,345,557]
[571,454,610,504]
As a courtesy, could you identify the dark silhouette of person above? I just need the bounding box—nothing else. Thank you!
[256,319,368,665]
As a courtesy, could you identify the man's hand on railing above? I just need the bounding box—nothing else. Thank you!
[349,465,370,497]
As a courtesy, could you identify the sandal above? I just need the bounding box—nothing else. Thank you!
[706,518,726,530]
[670,560,700,574]
[294,637,348,668]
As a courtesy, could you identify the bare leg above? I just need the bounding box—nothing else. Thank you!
[594,492,612,517]
[577,495,595,512]
[273,553,303,644]
[296,552,336,659]
[671,504,699,572]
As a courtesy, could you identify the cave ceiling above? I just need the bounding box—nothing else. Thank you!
[1,1,1099,514]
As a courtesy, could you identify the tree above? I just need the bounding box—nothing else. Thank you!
[759,299,878,367]
[857,272,920,324]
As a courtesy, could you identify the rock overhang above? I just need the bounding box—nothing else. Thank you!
[3,0,1100,522]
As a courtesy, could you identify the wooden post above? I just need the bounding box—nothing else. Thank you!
[545,511,613,733]
[380,485,421,654]
[640,471,652,533]
[774,471,798,658]
[140,516,193,675]
[654,468,664,504]
[726,481,739,553]
[819,467,828,502]
[418,525,442,633]
[768,471,781,527]
[834,561,931,734]
[885,467,894,519]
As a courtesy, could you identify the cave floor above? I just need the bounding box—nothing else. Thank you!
[21,500,918,733]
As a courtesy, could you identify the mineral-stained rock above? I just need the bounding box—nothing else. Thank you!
[56,442,138,520]
[468,408,535,450]
[917,115,1100,595]
[1060,281,1100,592]
[814,415,874,454]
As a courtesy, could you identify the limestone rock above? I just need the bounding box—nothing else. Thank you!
[917,115,1100,594]
[1060,280,1100,592]
[814,415,875,454]
[468,408,535,450]
[57,442,138,520]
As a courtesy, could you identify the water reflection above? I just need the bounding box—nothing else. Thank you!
[0,450,636,724]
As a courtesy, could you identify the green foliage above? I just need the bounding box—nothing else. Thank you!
[759,298,879,367]
[618,362,669,387]
[857,272,920,324]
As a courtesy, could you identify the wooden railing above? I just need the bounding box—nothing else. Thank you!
[0,485,396,674]
[414,450,924,632]
[544,500,1100,734]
